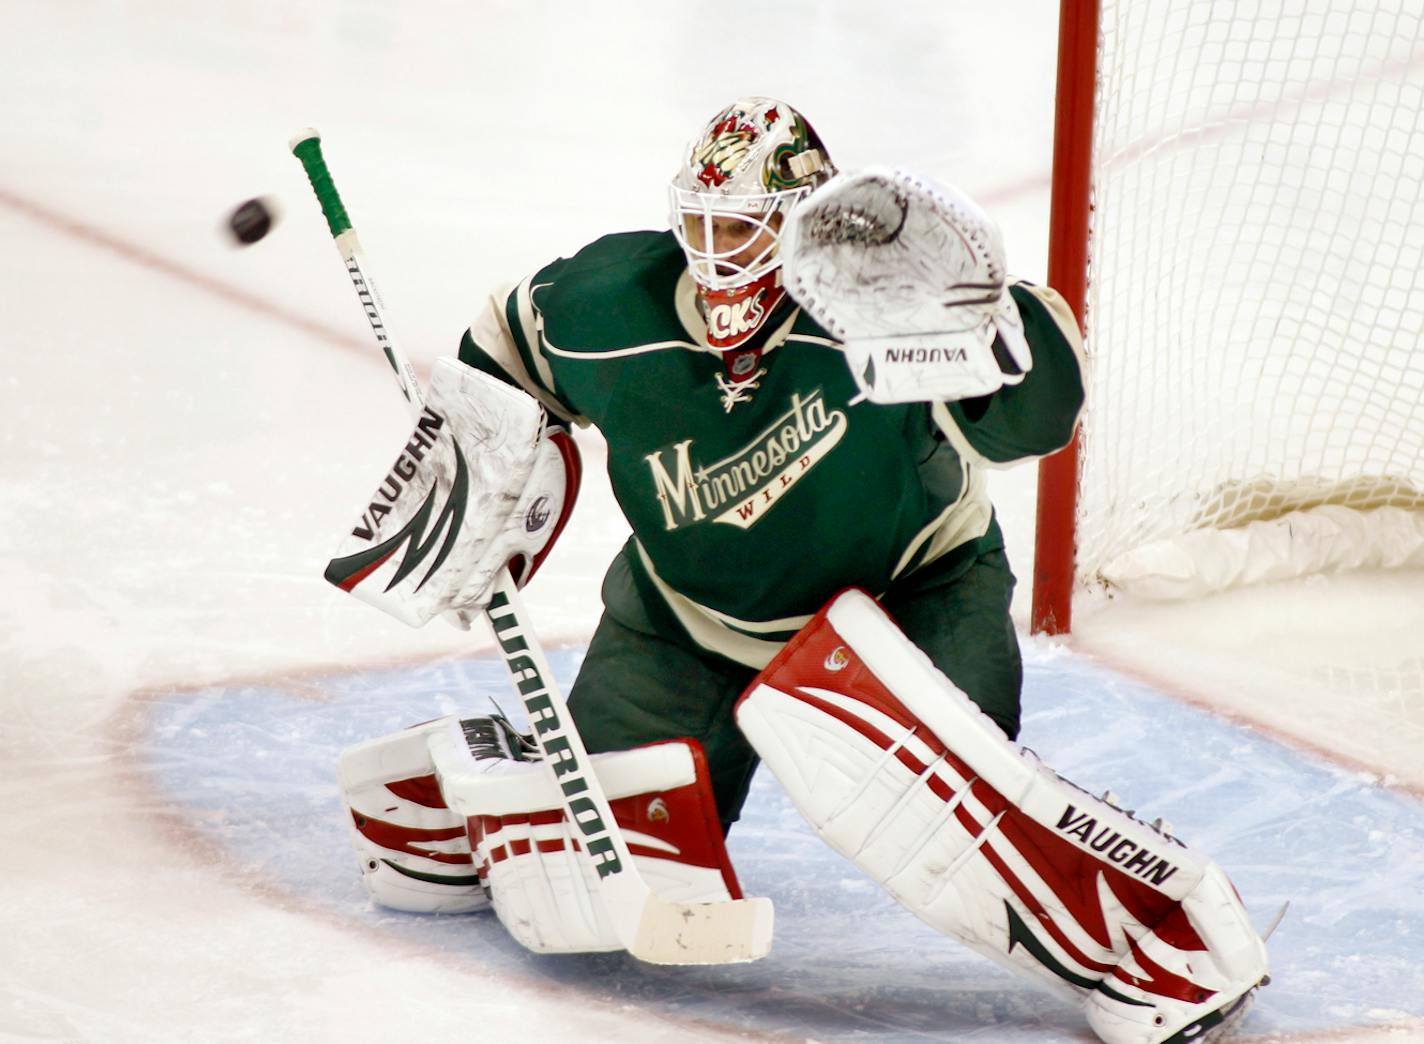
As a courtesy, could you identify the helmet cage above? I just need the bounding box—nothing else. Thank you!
[670,184,814,293]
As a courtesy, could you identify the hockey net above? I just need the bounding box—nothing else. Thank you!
[1036,2,1424,621]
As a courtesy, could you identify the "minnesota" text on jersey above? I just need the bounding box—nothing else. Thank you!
[644,390,847,531]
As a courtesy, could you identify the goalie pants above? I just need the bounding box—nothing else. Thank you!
[568,536,1023,828]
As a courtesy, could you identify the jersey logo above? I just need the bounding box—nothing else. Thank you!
[728,351,760,378]
[643,389,846,531]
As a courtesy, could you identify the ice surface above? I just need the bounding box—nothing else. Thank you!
[2,2,1421,1041]
[134,644,1424,1041]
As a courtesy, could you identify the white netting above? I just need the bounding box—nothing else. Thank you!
[1076,1,1424,593]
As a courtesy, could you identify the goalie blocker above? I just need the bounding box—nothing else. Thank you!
[736,590,1268,1044]
[323,358,581,629]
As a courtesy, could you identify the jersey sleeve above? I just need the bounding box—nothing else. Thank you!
[935,281,1086,466]
[458,261,587,427]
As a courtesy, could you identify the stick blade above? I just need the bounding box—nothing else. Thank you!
[630,894,774,965]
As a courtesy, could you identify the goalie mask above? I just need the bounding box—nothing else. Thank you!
[670,97,835,355]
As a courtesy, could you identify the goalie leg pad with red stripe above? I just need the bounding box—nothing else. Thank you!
[425,720,746,955]
[735,589,1268,1044]
[340,717,744,955]
[338,717,498,914]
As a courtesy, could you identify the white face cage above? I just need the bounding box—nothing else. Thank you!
[669,184,814,292]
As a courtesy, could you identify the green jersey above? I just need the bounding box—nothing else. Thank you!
[460,230,1083,667]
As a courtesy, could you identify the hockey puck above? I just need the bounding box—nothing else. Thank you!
[228,197,275,245]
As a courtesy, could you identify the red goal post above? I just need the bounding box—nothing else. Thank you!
[1032,0,1097,636]
[1031,0,1424,635]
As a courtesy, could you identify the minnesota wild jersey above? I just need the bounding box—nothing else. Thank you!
[460,230,1084,668]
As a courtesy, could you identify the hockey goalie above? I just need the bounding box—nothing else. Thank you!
[326,96,1269,1042]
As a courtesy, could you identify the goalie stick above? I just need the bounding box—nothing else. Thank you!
[289,129,773,965]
